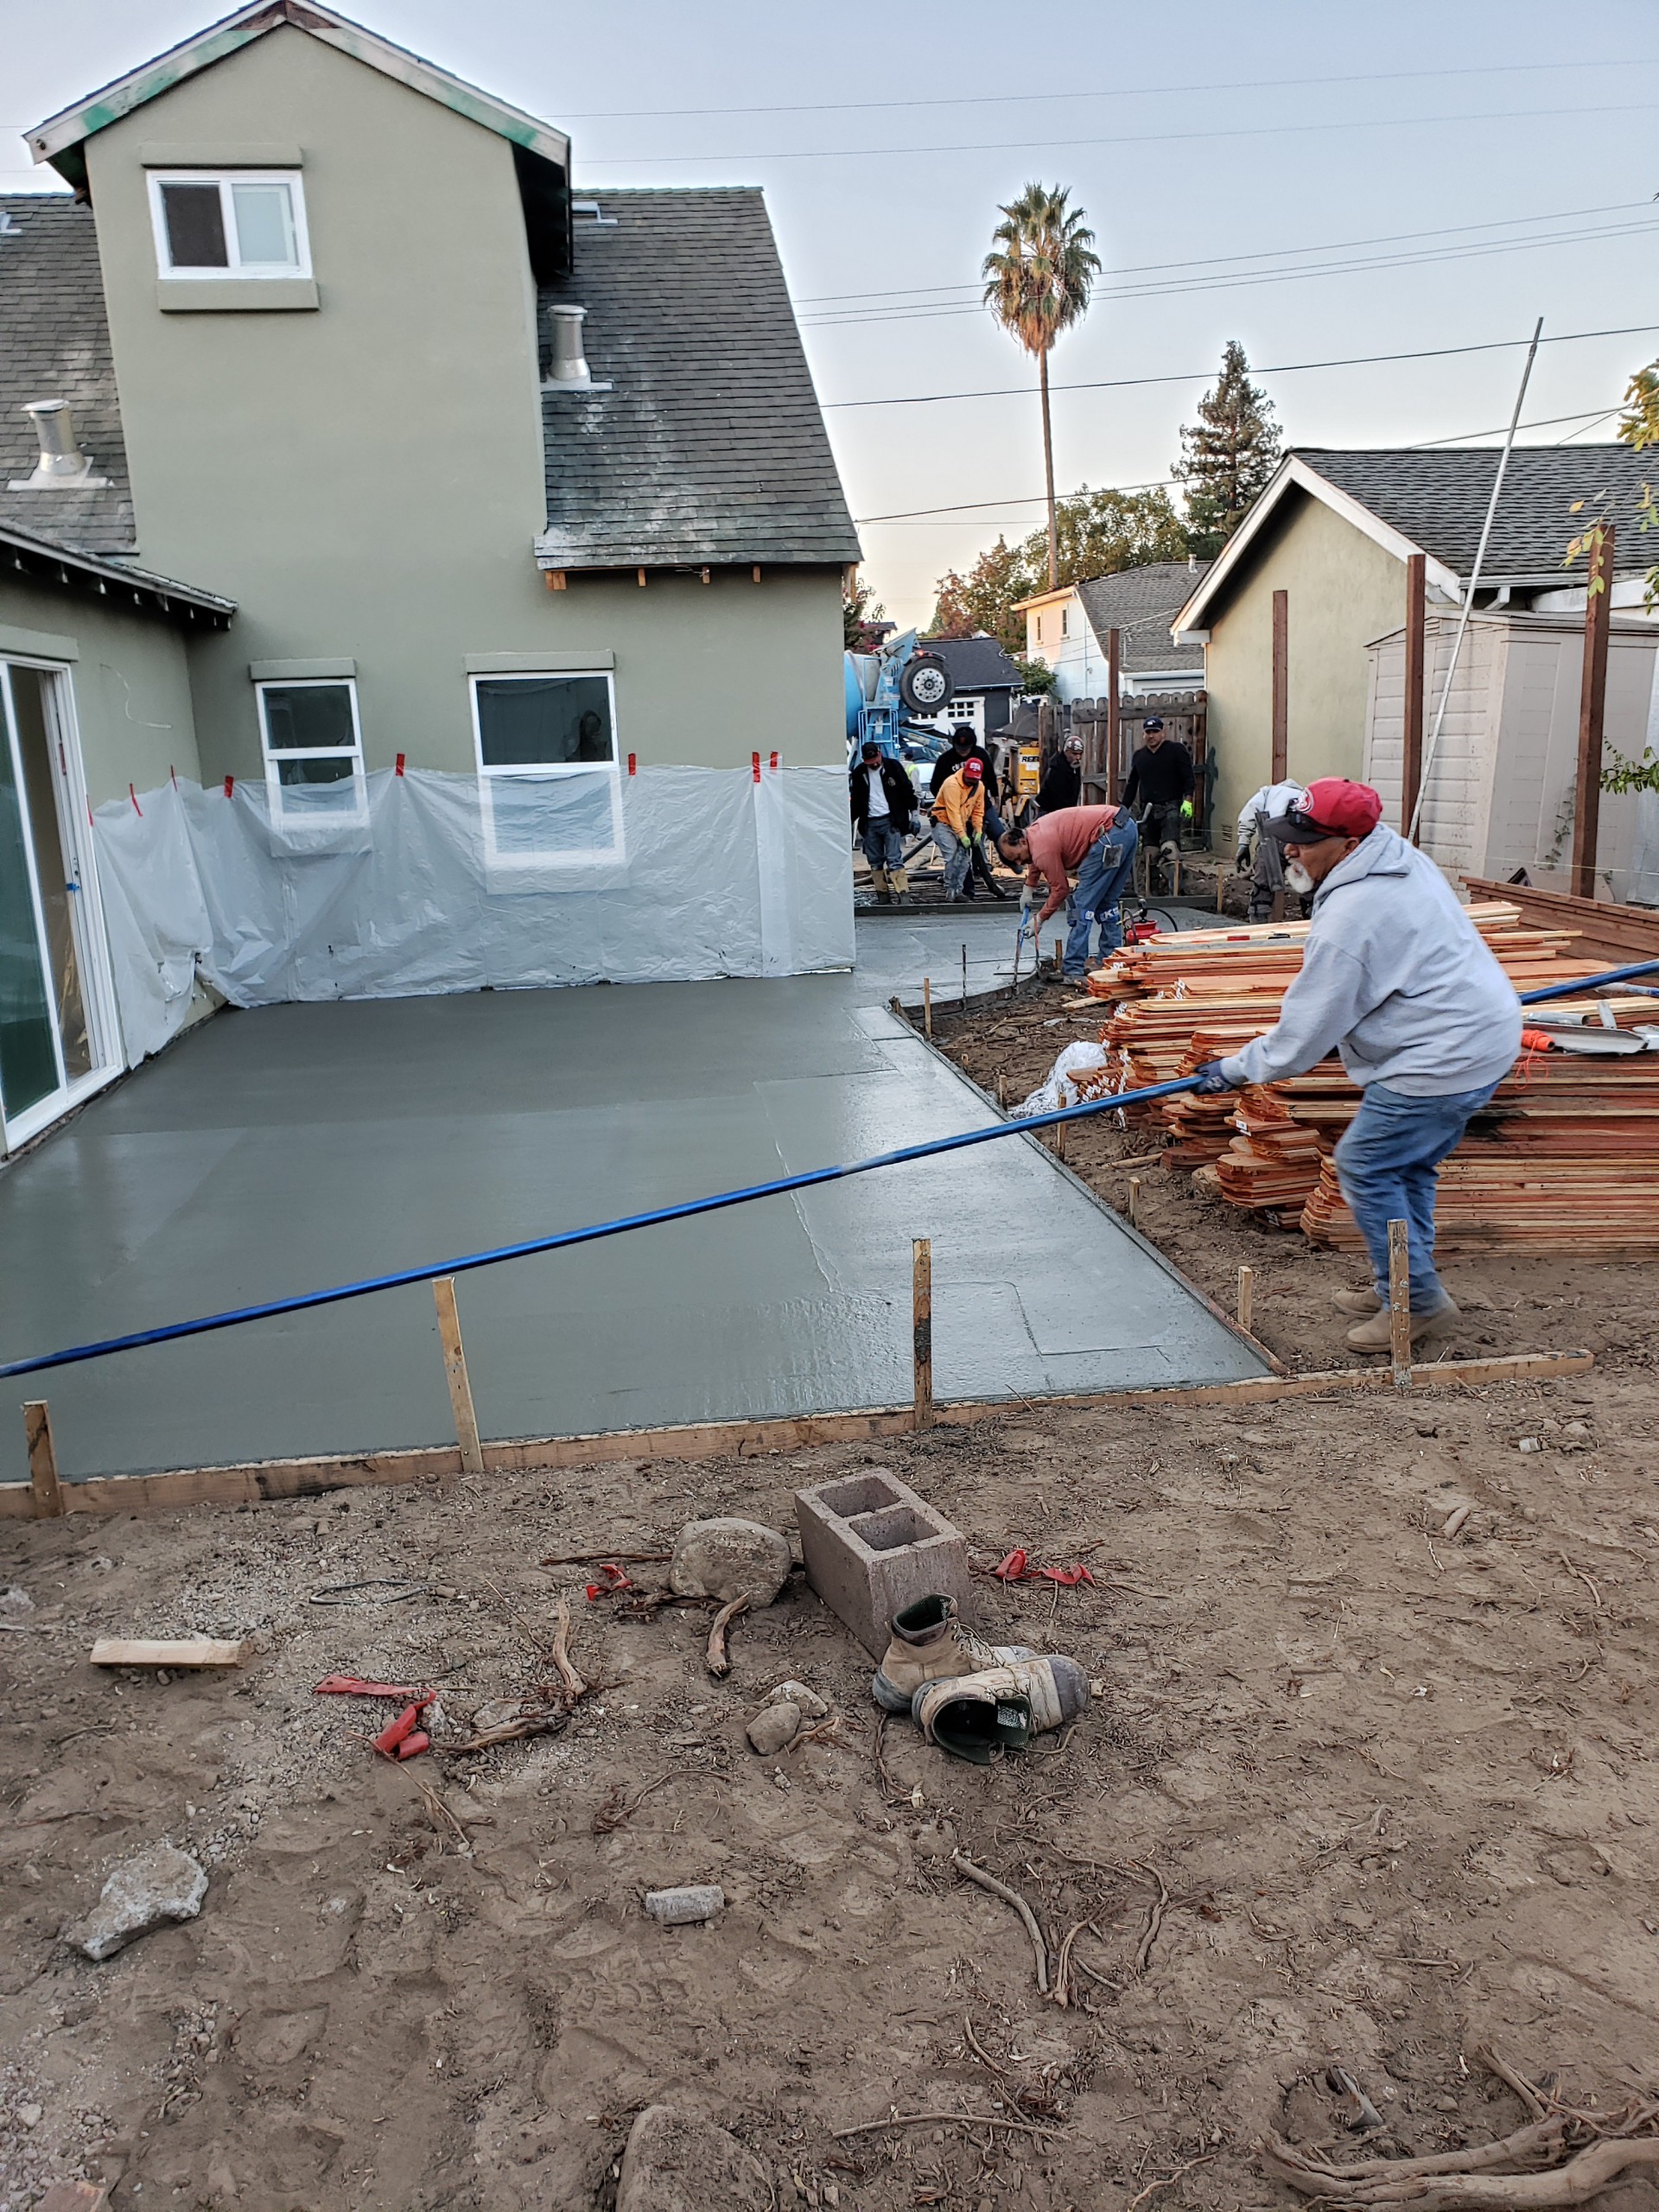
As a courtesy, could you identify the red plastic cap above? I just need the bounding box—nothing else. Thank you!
[1292,778,1382,840]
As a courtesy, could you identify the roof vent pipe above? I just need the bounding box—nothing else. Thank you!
[545,305,592,388]
[9,398,109,489]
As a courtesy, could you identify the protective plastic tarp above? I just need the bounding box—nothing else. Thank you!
[1018,1039,1112,1116]
[91,764,855,1064]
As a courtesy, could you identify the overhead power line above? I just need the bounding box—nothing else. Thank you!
[821,321,1659,413]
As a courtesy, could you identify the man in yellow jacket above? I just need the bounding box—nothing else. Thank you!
[932,754,986,901]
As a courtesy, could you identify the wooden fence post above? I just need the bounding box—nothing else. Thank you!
[1271,589,1289,785]
[912,1238,933,1430]
[432,1277,485,1483]
[1402,551,1426,840]
[24,1402,63,1518]
[1571,522,1614,901]
[1106,630,1122,803]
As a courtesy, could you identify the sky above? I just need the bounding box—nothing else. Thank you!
[4,0,1658,627]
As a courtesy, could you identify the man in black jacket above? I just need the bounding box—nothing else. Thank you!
[1122,716,1194,894]
[851,741,918,903]
[1036,733,1084,814]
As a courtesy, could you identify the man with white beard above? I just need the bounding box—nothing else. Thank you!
[1189,779,1521,1355]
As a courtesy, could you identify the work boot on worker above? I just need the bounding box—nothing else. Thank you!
[1332,1286,1382,1316]
[871,1593,1033,1713]
[871,867,892,905]
[1344,1297,1459,1354]
[890,868,912,906]
[912,1655,1088,1763]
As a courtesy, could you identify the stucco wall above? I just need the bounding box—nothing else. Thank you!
[83,28,847,778]
[1203,488,1407,848]
[0,572,200,804]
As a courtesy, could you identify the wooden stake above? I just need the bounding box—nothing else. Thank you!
[24,1401,62,1518]
[996,1071,1007,1109]
[1173,853,1181,898]
[1402,550,1426,839]
[1106,629,1122,804]
[1236,1266,1253,1335]
[1128,1175,1141,1227]
[1052,936,1062,973]
[1571,521,1614,901]
[923,976,932,1038]
[1052,1121,1066,1161]
[1271,589,1288,783]
[912,1236,933,1431]
[1216,868,1224,913]
[432,1277,484,1481]
[1388,1218,1412,1392]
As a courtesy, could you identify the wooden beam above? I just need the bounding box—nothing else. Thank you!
[432,1276,484,1481]
[90,1637,246,1668]
[1570,522,1614,901]
[543,569,567,591]
[1105,628,1122,803]
[752,565,762,583]
[1270,588,1288,784]
[1402,551,1426,839]
[24,1402,62,1518]
[637,567,647,587]
[0,1351,1592,1522]
[912,1236,933,1430]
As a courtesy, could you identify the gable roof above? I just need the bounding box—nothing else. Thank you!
[1179,445,1654,632]
[534,191,861,571]
[0,512,234,623]
[918,633,1022,692]
[0,195,136,558]
[1075,562,1211,669]
[27,0,569,173]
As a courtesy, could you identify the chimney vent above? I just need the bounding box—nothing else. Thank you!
[9,398,110,490]
[545,305,592,388]
[1187,551,1198,571]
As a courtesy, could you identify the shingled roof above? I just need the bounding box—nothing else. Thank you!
[535,190,861,570]
[1294,445,1653,586]
[1075,563,1211,671]
[0,194,136,558]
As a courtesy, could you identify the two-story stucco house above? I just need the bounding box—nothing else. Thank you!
[0,1,860,1154]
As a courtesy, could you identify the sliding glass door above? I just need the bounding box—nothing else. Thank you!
[0,661,121,1148]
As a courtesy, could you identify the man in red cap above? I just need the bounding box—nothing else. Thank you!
[1192,779,1521,1354]
[932,751,988,900]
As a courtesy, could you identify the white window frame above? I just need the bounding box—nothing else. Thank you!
[256,677,367,829]
[147,169,312,279]
[467,670,625,872]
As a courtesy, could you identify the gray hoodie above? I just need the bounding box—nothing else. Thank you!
[1218,823,1521,1096]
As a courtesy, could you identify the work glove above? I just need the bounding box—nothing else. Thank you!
[1019,885,1036,914]
[1191,1060,1236,1095]
[1234,847,1250,873]
[958,834,971,849]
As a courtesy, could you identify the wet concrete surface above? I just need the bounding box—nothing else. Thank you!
[1,917,1267,1482]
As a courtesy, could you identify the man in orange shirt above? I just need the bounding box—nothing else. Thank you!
[933,753,988,901]
[998,802,1138,976]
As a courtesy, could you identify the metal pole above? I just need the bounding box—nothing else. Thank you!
[1408,317,1543,845]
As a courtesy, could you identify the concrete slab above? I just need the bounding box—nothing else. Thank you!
[0,922,1268,1483]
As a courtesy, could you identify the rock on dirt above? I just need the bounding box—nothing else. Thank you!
[617,2104,771,2212]
[72,1844,207,1961]
[765,1678,828,1719]
[642,1885,725,1926]
[746,1702,801,1756]
[670,1517,791,1605]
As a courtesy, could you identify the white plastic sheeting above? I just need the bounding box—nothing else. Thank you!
[92,764,855,1065]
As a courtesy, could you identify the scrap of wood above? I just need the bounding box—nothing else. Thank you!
[90,1637,246,1668]
[1135,1862,1172,1972]
[538,1550,672,1567]
[952,1851,1050,1993]
[705,1592,748,1676]
[549,1592,586,1698]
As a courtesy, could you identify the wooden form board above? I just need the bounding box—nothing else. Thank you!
[90,1637,247,1667]
[0,1351,1592,1521]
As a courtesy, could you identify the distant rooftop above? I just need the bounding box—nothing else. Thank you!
[1075,563,1212,669]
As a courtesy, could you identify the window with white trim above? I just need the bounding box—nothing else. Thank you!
[149,171,310,276]
[257,679,366,826]
[468,671,623,868]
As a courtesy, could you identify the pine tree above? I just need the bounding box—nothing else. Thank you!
[1173,341,1282,559]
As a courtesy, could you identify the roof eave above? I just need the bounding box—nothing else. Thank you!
[27,0,569,171]
[0,520,236,620]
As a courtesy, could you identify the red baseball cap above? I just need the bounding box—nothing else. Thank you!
[961,757,983,781]
[1263,777,1382,842]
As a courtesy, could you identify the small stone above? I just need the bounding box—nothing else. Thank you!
[747,1703,802,1756]
[1336,1906,1375,1931]
[670,1517,792,1605]
[618,2104,771,2212]
[643,1885,725,1926]
[18,2103,42,2127]
[1433,2094,1459,2113]
[1517,1437,1541,1453]
[0,1584,34,1614]
[766,1680,828,1720]
[72,1843,208,1961]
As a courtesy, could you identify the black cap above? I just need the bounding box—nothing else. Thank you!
[1143,715,1164,732]
[860,741,880,758]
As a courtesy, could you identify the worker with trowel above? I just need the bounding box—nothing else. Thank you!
[1190,779,1521,1355]
[997,802,1139,976]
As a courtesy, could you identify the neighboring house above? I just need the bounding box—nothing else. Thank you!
[1016,561,1209,702]
[909,632,1023,739]
[1172,446,1656,855]
[0,0,860,1154]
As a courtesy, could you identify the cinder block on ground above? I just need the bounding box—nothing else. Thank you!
[794,1469,974,1659]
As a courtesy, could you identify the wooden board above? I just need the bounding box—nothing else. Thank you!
[89,1637,248,1668]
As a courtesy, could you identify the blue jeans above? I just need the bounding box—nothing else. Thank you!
[861,816,903,873]
[1064,817,1139,975]
[1334,1077,1500,1312]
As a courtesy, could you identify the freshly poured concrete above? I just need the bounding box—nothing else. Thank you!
[0,914,1268,1483]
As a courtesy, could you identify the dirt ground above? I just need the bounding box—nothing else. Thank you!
[2,980,1656,2212]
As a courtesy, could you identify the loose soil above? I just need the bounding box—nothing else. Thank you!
[2,981,1656,2212]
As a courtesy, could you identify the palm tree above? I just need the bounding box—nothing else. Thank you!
[983,184,1102,590]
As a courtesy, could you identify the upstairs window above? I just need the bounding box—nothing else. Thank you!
[149,172,310,277]
[257,678,365,829]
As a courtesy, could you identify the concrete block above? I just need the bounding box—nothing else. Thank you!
[794,1468,974,1659]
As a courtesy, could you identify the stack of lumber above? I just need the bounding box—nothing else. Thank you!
[1211,1084,1332,1211]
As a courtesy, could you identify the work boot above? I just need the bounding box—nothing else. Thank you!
[871,867,892,905]
[1344,1297,1459,1355]
[871,1592,1033,1713]
[890,868,912,906]
[912,1656,1089,1764]
[1332,1287,1382,1316]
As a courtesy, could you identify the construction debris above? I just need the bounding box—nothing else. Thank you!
[89,1637,246,1669]
[72,1844,207,1961]
[642,1885,726,1927]
[669,1517,793,1605]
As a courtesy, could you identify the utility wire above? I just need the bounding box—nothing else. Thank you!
[822,320,1659,412]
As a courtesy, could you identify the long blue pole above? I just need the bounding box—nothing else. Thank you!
[6,954,1657,1385]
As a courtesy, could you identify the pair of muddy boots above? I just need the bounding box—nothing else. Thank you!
[870,867,912,906]
[871,1593,1088,1764]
